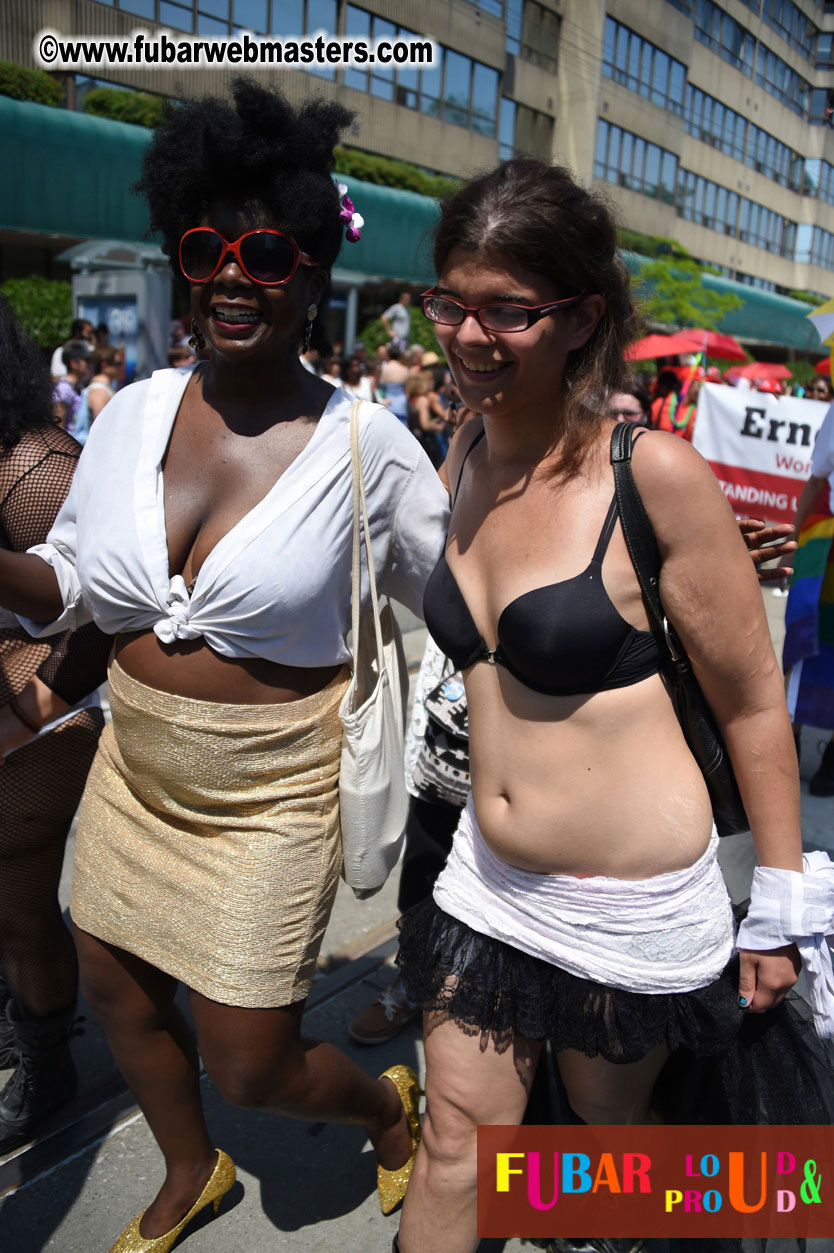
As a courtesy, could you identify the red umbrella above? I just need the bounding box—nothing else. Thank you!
[815,357,831,375]
[725,361,793,381]
[625,332,700,361]
[675,328,748,361]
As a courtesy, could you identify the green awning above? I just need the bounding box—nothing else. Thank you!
[622,250,824,353]
[0,95,437,283]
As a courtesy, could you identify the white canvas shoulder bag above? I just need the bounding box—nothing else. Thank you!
[339,400,409,898]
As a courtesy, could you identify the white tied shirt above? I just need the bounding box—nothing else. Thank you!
[20,366,450,664]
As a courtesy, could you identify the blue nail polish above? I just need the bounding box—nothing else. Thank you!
[738,996,749,1008]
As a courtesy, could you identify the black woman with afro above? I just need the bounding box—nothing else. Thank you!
[0,81,448,1249]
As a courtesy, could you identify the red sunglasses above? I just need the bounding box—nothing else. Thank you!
[178,227,320,287]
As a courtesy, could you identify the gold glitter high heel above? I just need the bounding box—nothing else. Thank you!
[108,1149,235,1252]
[377,1064,422,1215]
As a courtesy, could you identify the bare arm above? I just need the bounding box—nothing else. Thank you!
[633,434,802,1009]
[0,550,63,619]
[415,396,445,433]
[87,382,110,423]
[0,442,78,621]
[0,674,70,758]
[792,474,828,539]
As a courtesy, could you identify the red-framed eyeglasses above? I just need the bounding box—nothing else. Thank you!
[178,228,320,287]
[421,289,587,333]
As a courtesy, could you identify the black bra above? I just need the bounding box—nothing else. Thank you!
[423,430,661,697]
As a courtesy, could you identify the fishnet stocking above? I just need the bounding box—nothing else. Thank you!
[0,425,108,1016]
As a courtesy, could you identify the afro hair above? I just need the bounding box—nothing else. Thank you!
[136,80,355,353]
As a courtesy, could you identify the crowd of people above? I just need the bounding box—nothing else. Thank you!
[0,79,833,1253]
[50,319,125,444]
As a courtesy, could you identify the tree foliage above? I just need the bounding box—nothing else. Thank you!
[637,257,743,331]
[334,147,457,199]
[81,87,167,128]
[358,311,440,355]
[0,60,63,107]
[787,288,823,307]
[0,277,73,351]
[618,228,692,260]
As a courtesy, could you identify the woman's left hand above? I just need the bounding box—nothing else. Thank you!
[738,944,801,1011]
[737,519,797,581]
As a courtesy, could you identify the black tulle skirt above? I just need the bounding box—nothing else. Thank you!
[397,897,834,1126]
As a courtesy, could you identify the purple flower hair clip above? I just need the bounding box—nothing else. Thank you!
[337,183,364,243]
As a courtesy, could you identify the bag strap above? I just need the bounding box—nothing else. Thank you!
[349,400,385,673]
[609,422,681,664]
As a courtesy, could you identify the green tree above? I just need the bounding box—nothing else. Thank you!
[1,277,72,351]
[334,147,457,199]
[618,228,691,260]
[638,257,743,331]
[358,311,440,355]
[0,60,63,107]
[82,87,167,128]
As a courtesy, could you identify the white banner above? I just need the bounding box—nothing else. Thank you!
[692,383,831,524]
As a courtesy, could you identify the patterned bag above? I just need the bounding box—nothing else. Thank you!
[412,671,470,807]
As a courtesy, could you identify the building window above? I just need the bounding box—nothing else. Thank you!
[118,0,157,18]
[233,0,266,31]
[602,18,686,116]
[158,1,194,30]
[803,158,834,205]
[443,50,472,128]
[594,119,678,203]
[515,104,554,160]
[738,199,795,256]
[694,0,755,75]
[506,0,522,55]
[499,97,517,160]
[471,62,500,136]
[663,0,693,14]
[684,85,746,160]
[762,0,817,58]
[519,3,560,72]
[677,170,739,234]
[754,44,810,117]
[463,0,505,17]
[735,272,777,291]
[810,87,834,125]
[795,224,834,270]
[343,6,498,137]
[817,31,834,68]
[746,121,800,190]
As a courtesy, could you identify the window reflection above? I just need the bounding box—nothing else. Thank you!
[603,18,686,116]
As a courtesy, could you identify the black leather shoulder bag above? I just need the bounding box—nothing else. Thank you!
[610,421,749,836]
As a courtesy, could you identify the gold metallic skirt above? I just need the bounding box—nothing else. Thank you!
[70,659,349,1008]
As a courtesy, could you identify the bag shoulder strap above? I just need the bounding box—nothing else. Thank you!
[609,422,664,634]
[452,425,486,505]
[349,400,385,671]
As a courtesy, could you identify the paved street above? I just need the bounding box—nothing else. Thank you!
[0,593,832,1252]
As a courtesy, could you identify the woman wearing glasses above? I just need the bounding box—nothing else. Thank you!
[392,160,831,1253]
[0,84,444,1250]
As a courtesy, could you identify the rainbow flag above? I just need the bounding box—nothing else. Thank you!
[783,504,834,729]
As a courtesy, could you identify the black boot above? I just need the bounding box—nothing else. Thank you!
[0,1001,78,1151]
[809,739,834,796]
